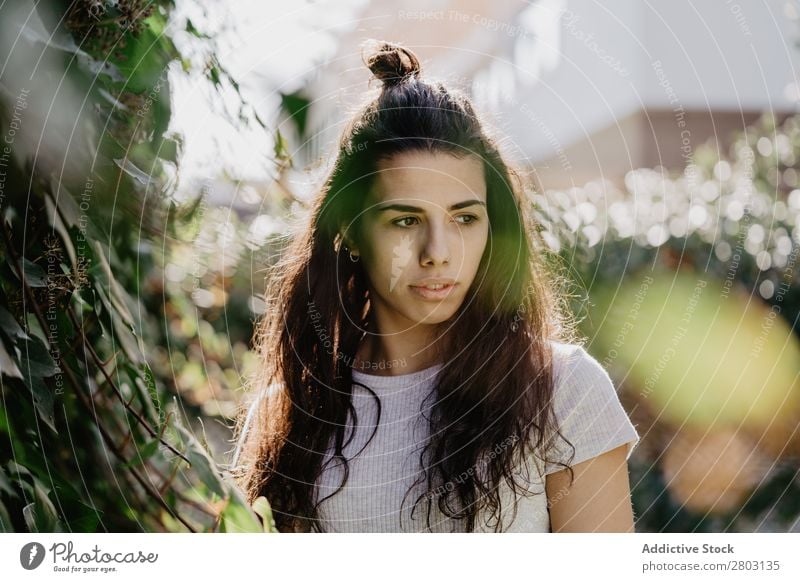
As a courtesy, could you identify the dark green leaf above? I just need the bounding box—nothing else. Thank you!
[0,341,22,379]
[0,306,28,341]
[21,258,47,287]
[185,19,211,39]
[0,499,13,532]
[16,336,60,433]
[216,495,262,533]
[252,496,277,532]
[18,336,60,378]
[123,440,160,469]
[185,448,225,498]
[112,13,177,94]
[21,374,57,433]
[22,478,62,533]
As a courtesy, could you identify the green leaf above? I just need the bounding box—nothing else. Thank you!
[114,157,154,187]
[24,314,48,347]
[0,306,28,341]
[44,193,77,269]
[185,19,211,39]
[140,363,163,423]
[252,496,277,532]
[16,336,60,433]
[0,499,13,532]
[112,13,177,94]
[22,478,62,532]
[18,336,60,378]
[122,439,160,469]
[0,341,22,379]
[22,374,57,433]
[173,420,226,498]
[89,240,136,328]
[216,495,262,533]
[50,179,81,228]
[68,510,101,533]
[185,447,225,498]
[0,466,18,498]
[21,258,47,287]
[3,205,17,229]
[273,128,292,166]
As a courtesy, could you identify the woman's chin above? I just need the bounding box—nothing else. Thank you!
[405,304,460,326]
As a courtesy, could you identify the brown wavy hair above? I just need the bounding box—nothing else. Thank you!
[232,40,579,532]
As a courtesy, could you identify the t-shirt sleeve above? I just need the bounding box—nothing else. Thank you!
[543,345,640,475]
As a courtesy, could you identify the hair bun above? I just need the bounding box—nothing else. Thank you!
[362,40,422,87]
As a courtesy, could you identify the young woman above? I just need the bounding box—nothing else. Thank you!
[231,41,639,533]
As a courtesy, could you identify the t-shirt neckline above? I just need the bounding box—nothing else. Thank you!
[350,362,444,388]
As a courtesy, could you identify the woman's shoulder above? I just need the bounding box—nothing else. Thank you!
[548,340,610,388]
[546,339,623,412]
[543,339,639,473]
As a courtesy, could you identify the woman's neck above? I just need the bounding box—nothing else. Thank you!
[353,325,444,377]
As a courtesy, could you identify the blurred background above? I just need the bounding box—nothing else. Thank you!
[0,0,798,532]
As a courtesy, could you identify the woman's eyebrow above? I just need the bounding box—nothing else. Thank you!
[373,199,486,213]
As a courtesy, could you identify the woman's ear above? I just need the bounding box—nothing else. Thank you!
[345,241,360,257]
[339,231,360,256]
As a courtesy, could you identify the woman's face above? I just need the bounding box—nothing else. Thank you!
[346,150,490,331]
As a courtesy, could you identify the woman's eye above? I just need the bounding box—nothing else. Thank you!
[455,214,478,225]
[392,215,478,227]
[392,216,419,227]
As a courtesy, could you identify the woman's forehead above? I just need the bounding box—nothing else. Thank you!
[370,150,487,205]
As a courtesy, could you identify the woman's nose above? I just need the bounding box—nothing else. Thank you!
[420,221,451,266]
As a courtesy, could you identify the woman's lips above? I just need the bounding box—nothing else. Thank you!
[408,283,457,300]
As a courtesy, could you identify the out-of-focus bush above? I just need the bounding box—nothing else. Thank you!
[533,112,800,532]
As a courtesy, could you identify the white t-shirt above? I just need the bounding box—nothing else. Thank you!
[233,341,640,532]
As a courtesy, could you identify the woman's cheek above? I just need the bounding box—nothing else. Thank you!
[362,232,406,291]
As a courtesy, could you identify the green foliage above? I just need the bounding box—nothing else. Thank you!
[0,0,274,532]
